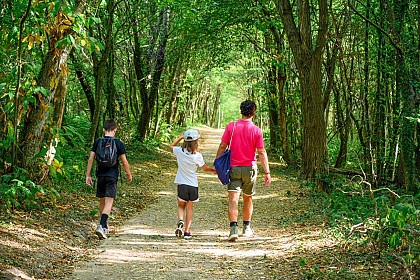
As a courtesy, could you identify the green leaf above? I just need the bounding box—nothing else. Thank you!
[33,86,50,97]
[299,258,308,266]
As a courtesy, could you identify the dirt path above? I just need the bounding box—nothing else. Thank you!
[65,126,333,280]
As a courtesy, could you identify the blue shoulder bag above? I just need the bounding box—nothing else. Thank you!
[214,122,236,185]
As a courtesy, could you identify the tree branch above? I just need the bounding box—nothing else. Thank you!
[348,1,402,53]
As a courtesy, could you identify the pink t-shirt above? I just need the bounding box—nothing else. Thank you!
[221,119,264,166]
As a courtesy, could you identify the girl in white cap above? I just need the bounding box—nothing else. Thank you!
[169,129,216,239]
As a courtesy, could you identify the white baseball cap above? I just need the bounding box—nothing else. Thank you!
[184,129,200,141]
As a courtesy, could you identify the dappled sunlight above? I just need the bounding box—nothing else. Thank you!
[200,191,226,198]
[131,166,143,172]
[158,191,175,196]
[267,161,288,167]
[119,225,165,236]
[119,225,228,238]
[0,225,48,244]
[1,240,30,251]
[199,179,220,186]
[90,228,330,267]
[252,193,282,200]
[98,248,177,263]
[183,247,281,258]
[197,173,218,179]
[269,177,287,184]
[103,222,331,264]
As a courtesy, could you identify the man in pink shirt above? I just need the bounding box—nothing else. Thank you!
[215,100,271,241]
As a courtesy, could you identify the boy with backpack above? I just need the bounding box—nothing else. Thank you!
[86,119,133,239]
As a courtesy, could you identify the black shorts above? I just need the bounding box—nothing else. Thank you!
[177,184,199,202]
[96,176,117,198]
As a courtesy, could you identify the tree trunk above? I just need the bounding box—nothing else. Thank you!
[86,0,115,145]
[21,3,86,175]
[372,0,387,185]
[210,86,221,127]
[362,0,374,180]
[327,17,351,169]
[52,70,68,129]
[277,60,290,165]
[13,0,32,169]
[105,47,117,119]
[276,0,329,191]
[267,65,280,149]
[394,0,418,192]
[71,50,94,120]
[136,8,169,141]
[416,0,420,180]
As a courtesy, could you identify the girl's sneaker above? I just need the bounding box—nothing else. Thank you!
[183,232,192,239]
[175,220,184,237]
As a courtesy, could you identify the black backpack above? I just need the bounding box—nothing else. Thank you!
[95,137,118,167]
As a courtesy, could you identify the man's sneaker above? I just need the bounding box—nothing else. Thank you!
[175,220,184,237]
[183,232,192,239]
[95,225,107,240]
[103,227,110,235]
[228,225,238,241]
[242,225,254,237]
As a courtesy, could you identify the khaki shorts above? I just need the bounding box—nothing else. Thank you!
[228,166,258,196]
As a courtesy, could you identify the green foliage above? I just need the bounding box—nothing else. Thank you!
[155,122,175,143]
[0,123,15,164]
[320,178,420,272]
[128,140,162,162]
[1,115,90,211]
[0,168,50,210]
[46,118,90,192]
[379,202,418,253]
[327,136,363,170]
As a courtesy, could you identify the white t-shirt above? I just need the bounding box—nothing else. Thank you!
[173,146,205,187]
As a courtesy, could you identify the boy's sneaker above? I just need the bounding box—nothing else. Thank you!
[183,232,192,239]
[175,220,184,237]
[177,220,184,229]
[95,225,107,240]
[242,225,254,237]
[228,225,238,242]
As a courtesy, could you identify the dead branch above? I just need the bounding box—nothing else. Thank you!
[347,222,367,237]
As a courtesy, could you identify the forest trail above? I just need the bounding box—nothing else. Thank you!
[65,126,334,280]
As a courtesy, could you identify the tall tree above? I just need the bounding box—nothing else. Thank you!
[12,0,32,169]
[20,1,86,175]
[394,0,418,192]
[86,0,116,144]
[276,0,330,190]
[132,3,169,141]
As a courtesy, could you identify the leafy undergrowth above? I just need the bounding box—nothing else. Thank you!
[256,182,416,279]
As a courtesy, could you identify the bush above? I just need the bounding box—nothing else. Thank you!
[0,168,60,210]
[321,180,419,274]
